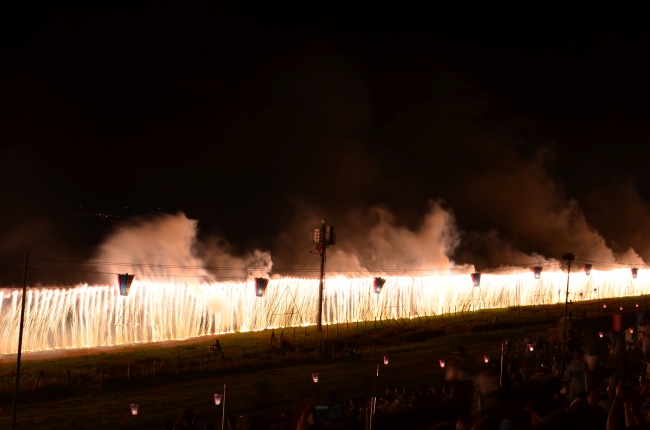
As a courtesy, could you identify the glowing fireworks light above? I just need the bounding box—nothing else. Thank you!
[0,266,646,354]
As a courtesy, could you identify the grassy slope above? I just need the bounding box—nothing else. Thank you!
[0,296,642,429]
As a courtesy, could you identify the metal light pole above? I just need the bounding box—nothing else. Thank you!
[559,253,574,377]
[310,220,335,331]
[12,253,29,430]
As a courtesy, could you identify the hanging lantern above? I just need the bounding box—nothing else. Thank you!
[374,277,386,294]
[532,266,542,279]
[603,304,607,309]
[528,344,534,352]
[117,274,135,296]
[471,272,481,287]
[599,331,603,338]
[484,355,490,363]
[632,268,639,279]
[630,327,634,334]
[214,394,223,405]
[130,404,139,416]
[254,278,269,297]
[584,264,592,276]
[636,303,639,308]
[620,306,623,311]
[312,373,319,383]
[439,359,445,368]
[383,356,389,365]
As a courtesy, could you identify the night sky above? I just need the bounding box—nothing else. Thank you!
[2,6,650,281]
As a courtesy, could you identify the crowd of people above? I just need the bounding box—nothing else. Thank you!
[166,324,650,429]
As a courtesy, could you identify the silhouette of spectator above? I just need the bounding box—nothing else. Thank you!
[178,409,200,430]
[214,339,221,352]
[227,415,238,430]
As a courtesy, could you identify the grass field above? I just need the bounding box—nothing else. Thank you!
[0,295,644,429]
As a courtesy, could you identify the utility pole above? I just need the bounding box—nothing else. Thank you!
[12,253,29,430]
[310,220,335,331]
[559,253,574,378]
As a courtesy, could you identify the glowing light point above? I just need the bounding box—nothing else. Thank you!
[528,344,534,352]
[599,331,603,338]
[630,327,634,334]
[130,404,139,416]
[383,356,389,365]
[214,394,223,405]
[484,354,490,363]
[312,373,319,383]
[620,306,623,311]
[532,266,542,279]
[603,304,607,309]
[439,359,445,368]
[584,264,592,276]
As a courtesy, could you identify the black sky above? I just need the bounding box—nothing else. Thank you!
[2,6,650,278]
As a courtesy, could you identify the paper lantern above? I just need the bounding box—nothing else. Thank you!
[439,359,445,368]
[312,373,319,383]
[603,304,607,309]
[130,404,139,416]
[471,273,481,287]
[630,327,634,334]
[383,356,389,365]
[254,278,269,297]
[528,344,534,352]
[599,332,603,338]
[118,274,135,296]
[374,277,386,294]
[620,306,623,311]
[214,394,223,405]
[484,355,490,363]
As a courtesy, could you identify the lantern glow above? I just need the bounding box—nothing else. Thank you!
[383,356,389,365]
[254,278,269,297]
[528,344,533,352]
[439,359,445,368]
[484,354,490,363]
[599,331,603,338]
[374,277,386,294]
[532,266,542,279]
[584,264,592,276]
[312,373,319,383]
[214,394,223,405]
[130,404,139,416]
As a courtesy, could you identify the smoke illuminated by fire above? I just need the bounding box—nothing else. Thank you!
[0,212,647,354]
